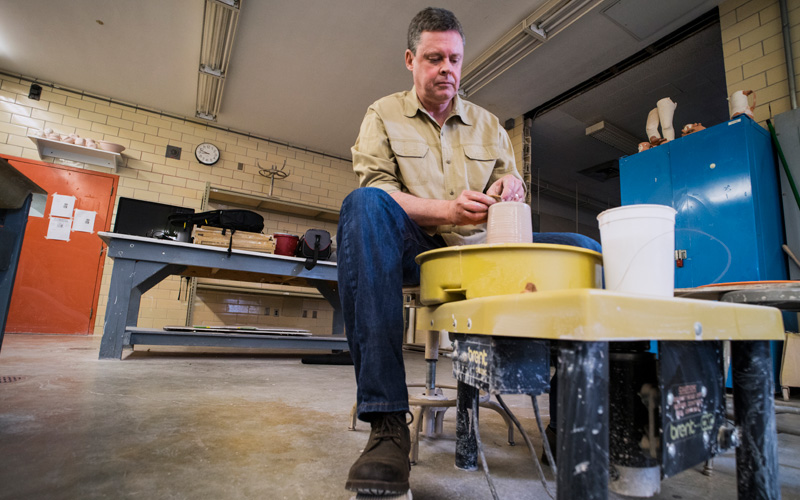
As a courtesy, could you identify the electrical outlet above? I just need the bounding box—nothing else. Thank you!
[165,145,182,159]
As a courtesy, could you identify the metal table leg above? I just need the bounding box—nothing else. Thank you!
[99,259,185,359]
[731,340,780,500]
[557,341,609,500]
[314,281,344,336]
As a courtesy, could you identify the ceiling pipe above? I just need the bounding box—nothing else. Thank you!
[460,0,603,97]
[780,0,798,110]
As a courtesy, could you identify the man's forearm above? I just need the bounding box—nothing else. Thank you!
[390,192,453,227]
[390,190,497,228]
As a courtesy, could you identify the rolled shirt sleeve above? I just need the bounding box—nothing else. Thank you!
[352,108,403,195]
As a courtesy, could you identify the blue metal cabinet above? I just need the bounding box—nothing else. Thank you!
[620,116,787,288]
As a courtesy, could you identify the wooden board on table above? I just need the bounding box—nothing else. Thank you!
[192,226,275,253]
[675,280,800,301]
[164,325,312,336]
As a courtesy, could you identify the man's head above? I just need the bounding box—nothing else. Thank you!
[405,7,465,111]
[407,7,464,55]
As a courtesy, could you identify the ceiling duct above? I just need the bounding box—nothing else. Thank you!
[460,0,603,98]
[579,159,620,182]
[585,120,640,154]
[196,0,242,121]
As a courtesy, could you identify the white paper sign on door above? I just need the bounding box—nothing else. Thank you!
[50,194,75,218]
[72,210,96,233]
[46,217,71,241]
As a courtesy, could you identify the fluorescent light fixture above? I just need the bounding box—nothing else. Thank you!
[585,121,640,154]
[196,0,242,121]
[460,0,602,98]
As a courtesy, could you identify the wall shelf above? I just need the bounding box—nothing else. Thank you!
[196,282,324,299]
[28,136,121,171]
[207,186,339,223]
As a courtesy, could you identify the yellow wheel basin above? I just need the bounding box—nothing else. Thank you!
[416,243,603,306]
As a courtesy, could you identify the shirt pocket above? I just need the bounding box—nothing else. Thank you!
[463,144,498,191]
[391,140,432,187]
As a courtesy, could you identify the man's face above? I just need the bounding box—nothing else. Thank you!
[405,30,463,109]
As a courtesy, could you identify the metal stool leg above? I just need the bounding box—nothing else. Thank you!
[348,402,358,431]
[479,398,516,445]
[410,406,424,465]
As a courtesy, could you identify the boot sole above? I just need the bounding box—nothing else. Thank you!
[346,478,409,496]
[350,491,412,500]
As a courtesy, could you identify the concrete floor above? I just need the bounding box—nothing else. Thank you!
[1,333,799,500]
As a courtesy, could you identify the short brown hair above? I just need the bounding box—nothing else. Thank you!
[407,7,464,54]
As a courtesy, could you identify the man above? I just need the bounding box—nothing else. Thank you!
[338,7,598,496]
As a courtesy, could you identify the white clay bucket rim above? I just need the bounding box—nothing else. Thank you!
[597,204,676,225]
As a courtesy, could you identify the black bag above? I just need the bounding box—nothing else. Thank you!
[295,229,332,270]
[168,209,264,234]
[168,209,265,255]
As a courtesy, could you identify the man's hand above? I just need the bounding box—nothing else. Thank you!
[448,190,495,225]
[390,176,525,228]
[486,175,525,201]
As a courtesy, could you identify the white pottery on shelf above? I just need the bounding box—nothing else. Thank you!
[646,108,661,143]
[730,90,756,119]
[656,97,677,141]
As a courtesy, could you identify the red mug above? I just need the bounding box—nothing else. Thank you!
[273,233,299,256]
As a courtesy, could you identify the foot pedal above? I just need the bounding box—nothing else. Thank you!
[351,491,412,500]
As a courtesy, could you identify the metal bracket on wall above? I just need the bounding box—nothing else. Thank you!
[258,159,291,196]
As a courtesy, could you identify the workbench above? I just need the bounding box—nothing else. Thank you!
[98,232,345,359]
[415,243,785,500]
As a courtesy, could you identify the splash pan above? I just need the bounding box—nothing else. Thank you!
[416,243,603,306]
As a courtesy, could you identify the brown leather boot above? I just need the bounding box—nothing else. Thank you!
[345,412,411,495]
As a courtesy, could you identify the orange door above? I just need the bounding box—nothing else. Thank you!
[4,156,117,334]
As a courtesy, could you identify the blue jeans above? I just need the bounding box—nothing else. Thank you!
[337,187,600,421]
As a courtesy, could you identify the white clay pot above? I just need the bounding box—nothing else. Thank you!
[486,202,533,244]
[657,98,677,141]
[730,90,756,119]
[646,108,660,142]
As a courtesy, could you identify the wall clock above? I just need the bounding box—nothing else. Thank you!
[195,142,220,166]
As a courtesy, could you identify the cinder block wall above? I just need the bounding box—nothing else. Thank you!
[0,73,357,335]
[720,0,800,123]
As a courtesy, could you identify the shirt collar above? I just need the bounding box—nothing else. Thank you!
[403,87,472,126]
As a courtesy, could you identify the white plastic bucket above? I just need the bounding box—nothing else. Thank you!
[597,204,677,297]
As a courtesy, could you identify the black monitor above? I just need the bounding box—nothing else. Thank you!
[113,198,195,243]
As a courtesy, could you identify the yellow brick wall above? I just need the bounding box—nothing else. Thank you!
[0,73,357,335]
[508,116,524,169]
[720,0,800,123]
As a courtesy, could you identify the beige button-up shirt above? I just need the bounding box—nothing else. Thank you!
[352,88,522,246]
